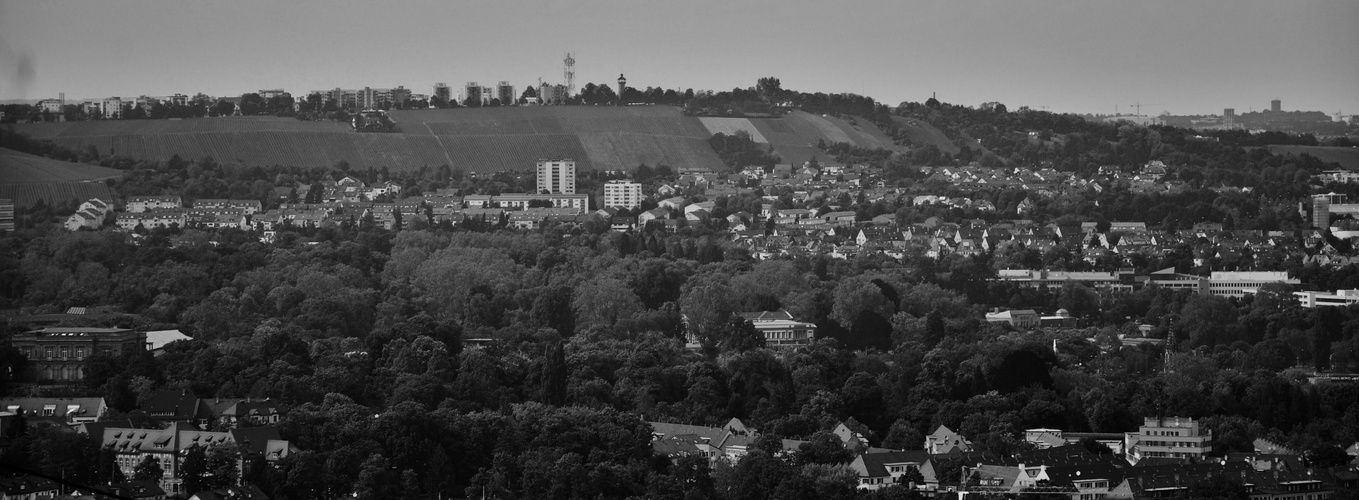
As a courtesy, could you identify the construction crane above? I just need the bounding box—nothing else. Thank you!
[1130,102,1164,116]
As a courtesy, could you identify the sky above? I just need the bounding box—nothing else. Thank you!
[1,0,1356,117]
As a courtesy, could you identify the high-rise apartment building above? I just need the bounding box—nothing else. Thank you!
[497,81,515,105]
[536,159,576,194]
[433,83,451,104]
[464,82,483,106]
[603,180,643,209]
[1271,99,1282,113]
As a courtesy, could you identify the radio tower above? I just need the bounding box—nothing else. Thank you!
[564,52,576,97]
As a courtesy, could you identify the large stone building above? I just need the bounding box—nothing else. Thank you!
[10,327,147,382]
[536,159,577,195]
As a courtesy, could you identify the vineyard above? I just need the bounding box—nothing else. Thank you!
[0,147,121,208]
[9,106,916,174]
[698,117,769,143]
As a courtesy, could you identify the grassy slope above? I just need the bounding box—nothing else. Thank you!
[0,147,121,208]
[1268,145,1359,171]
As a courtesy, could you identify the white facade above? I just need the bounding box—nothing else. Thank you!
[1207,271,1298,297]
[1295,289,1359,308]
[536,159,576,194]
[1124,416,1211,464]
[603,180,643,209]
[102,97,123,118]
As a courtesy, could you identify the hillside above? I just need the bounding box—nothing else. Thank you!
[0,147,120,208]
[8,107,923,174]
[1268,145,1359,171]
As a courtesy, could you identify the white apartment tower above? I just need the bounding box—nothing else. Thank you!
[536,159,576,194]
[603,180,643,209]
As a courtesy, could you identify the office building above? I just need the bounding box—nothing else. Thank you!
[1295,289,1359,308]
[1124,416,1211,464]
[603,180,643,209]
[536,159,576,194]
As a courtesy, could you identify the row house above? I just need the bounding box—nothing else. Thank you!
[117,209,187,230]
[127,195,183,213]
[192,199,262,215]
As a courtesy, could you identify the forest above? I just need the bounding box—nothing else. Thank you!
[3,199,1359,498]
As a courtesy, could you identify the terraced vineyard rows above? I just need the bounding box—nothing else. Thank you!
[0,183,115,209]
[9,106,888,173]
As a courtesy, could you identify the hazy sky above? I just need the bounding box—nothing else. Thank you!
[1,0,1355,116]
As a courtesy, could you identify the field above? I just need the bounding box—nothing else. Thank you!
[8,106,923,174]
[1268,145,1359,170]
[0,147,120,208]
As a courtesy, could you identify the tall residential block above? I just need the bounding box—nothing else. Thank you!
[536,159,576,194]
[603,180,643,209]
[496,81,515,105]
[1271,99,1281,113]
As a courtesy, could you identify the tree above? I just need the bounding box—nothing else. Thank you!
[236,93,266,115]
[180,446,209,494]
[133,455,164,483]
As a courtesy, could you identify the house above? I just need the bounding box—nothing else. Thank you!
[969,464,1051,493]
[140,389,213,426]
[849,450,931,490]
[217,399,284,428]
[638,207,669,225]
[0,475,60,499]
[188,485,270,500]
[924,425,972,454]
[64,209,102,231]
[650,418,755,463]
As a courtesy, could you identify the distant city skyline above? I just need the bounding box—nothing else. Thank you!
[1,0,1356,117]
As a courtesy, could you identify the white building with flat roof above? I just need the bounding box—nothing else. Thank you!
[1208,271,1298,297]
[603,180,643,210]
[1295,289,1359,308]
[1124,416,1211,464]
[536,159,576,194]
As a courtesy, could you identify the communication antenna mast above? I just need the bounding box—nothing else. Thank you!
[564,52,576,96]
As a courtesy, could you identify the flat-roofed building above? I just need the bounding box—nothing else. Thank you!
[536,158,577,194]
[1208,271,1298,297]
[603,180,643,209]
[1124,416,1211,464]
[1295,289,1359,308]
